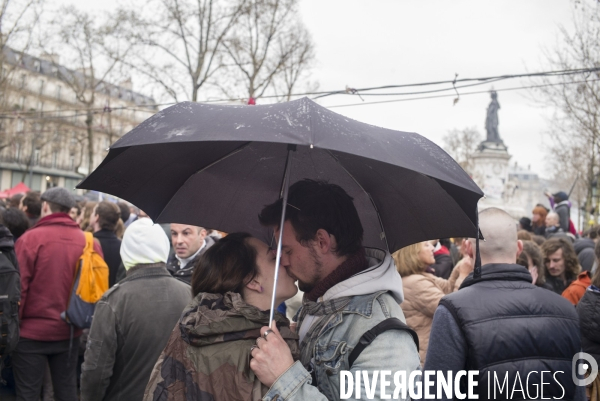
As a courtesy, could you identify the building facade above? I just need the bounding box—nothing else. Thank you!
[0,47,156,193]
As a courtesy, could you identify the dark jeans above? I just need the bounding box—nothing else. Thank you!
[11,337,80,401]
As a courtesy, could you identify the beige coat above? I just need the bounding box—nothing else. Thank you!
[401,267,464,365]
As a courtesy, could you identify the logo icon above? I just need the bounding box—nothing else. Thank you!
[572,352,598,386]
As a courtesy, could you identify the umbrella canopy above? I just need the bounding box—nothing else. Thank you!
[78,97,483,253]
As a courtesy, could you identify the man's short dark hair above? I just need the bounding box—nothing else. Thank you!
[45,200,71,214]
[22,191,42,218]
[258,179,363,257]
[95,201,121,232]
[2,207,30,239]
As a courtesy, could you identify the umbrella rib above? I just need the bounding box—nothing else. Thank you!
[324,150,390,252]
[154,142,252,223]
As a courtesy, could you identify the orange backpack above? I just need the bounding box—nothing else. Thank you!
[61,232,109,328]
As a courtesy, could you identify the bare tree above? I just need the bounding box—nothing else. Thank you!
[442,126,482,173]
[532,1,600,228]
[49,7,132,175]
[221,0,315,101]
[0,0,43,152]
[118,0,246,103]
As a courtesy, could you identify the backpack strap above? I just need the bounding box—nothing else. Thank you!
[348,318,419,368]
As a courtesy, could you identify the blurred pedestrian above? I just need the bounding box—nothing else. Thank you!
[545,212,567,239]
[8,194,24,209]
[430,239,454,279]
[531,205,548,236]
[575,243,600,401]
[394,241,472,365]
[12,187,102,401]
[424,207,583,400]
[19,192,41,228]
[519,217,532,232]
[517,230,533,241]
[80,218,191,401]
[541,238,581,294]
[79,201,97,231]
[89,201,122,287]
[68,203,81,222]
[167,224,215,284]
[1,208,29,241]
[574,226,599,272]
[144,233,299,401]
[517,240,545,286]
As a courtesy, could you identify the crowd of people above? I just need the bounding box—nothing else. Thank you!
[0,181,598,401]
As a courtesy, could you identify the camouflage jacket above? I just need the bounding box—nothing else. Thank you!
[144,292,299,401]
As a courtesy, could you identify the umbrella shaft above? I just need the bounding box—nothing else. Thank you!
[269,148,294,328]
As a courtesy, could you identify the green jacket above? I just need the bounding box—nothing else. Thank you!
[144,292,299,401]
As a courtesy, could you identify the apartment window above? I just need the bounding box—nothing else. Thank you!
[16,120,24,132]
[69,154,75,170]
[56,85,61,100]
[37,101,44,115]
[15,143,21,160]
[34,148,40,165]
[70,132,77,145]
[20,74,26,89]
[39,79,44,95]
[19,96,25,109]
[52,151,58,168]
[33,60,41,72]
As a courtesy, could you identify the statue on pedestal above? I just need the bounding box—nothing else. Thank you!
[485,91,501,142]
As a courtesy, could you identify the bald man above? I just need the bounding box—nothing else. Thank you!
[545,211,568,240]
[423,208,584,401]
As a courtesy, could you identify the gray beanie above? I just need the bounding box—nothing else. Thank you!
[41,187,76,209]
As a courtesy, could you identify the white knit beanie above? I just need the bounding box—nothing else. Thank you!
[120,218,170,270]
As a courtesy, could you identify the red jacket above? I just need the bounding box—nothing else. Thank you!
[16,213,103,341]
[562,271,591,306]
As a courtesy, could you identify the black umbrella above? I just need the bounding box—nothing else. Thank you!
[78,97,484,321]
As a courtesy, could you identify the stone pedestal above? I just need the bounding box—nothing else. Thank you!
[471,141,511,209]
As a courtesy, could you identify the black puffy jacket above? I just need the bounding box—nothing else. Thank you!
[440,264,581,400]
[576,287,600,366]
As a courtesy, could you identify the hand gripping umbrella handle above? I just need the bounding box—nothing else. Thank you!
[269,146,295,328]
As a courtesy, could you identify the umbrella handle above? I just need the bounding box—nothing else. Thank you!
[269,146,295,328]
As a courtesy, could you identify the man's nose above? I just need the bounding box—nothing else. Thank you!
[280,252,290,267]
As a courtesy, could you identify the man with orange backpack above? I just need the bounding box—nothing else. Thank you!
[13,187,104,401]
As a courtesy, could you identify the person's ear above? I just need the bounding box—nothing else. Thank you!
[465,240,474,259]
[199,228,207,240]
[314,229,332,254]
[245,278,263,294]
[516,240,523,259]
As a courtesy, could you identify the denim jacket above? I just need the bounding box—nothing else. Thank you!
[263,249,421,401]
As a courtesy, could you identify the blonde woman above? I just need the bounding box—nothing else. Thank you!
[393,241,473,365]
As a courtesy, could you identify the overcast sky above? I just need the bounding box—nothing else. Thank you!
[56,0,578,179]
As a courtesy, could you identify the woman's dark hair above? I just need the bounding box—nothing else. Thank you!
[259,179,363,257]
[191,232,258,297]
[2,208,30,240]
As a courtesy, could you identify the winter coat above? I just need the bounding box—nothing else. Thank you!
[263,248,421,401]
[401,267,463,364]
[562,271,591,305]
[576,286,600,365]
[533,224,546,236]
[439,264,581,400]
[555,201,571,233]
[431,246,453,279]
[144,292,299,401]
[0,224,19,270]
[15,213,102,342]
[80,263,191,401]
[93,229,122,287]
[166,235,215,284]
[544,274,576,295]
[574,238,596,272]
